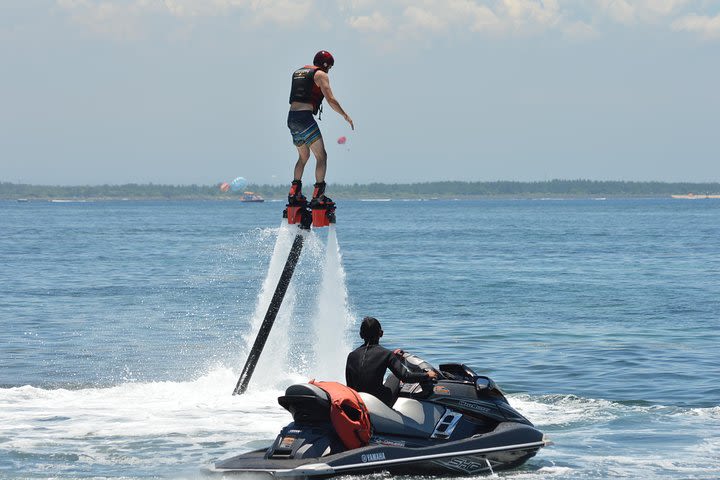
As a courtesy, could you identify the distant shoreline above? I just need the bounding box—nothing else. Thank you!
[6,195,719,202]
[2,180,719,201]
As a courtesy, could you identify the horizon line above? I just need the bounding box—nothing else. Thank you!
[3,179,720,187]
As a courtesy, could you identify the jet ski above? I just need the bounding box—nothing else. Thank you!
[215,353,550,477]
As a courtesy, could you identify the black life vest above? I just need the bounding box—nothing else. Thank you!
[289,65,324,115]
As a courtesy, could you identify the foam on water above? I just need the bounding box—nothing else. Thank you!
[2,374,719,478]
[510,394,621,427]
[507,393,720,479]
[311,226,355,382]
[0,367,291,476]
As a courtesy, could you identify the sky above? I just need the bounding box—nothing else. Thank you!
[1,0,719,186]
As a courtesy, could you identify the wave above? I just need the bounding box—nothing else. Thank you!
[3,371,717,442]
[511,393,720,428]
[0,369,310,436]
[2,371,719,479]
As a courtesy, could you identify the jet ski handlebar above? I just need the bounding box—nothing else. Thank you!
[396,351,442,379]
[397,351,498,389]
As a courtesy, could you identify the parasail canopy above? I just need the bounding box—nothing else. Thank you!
[230,177,248,192]
[337,136,347,145]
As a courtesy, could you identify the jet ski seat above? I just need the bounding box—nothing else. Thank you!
[359,393,446,438]
[278,383,331,424]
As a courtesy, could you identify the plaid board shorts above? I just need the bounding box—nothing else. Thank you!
[287,110,322,146]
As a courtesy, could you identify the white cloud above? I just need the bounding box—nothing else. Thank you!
[447,0,500,33]
[55,0,314,37]
[56,1,157,40]
[592,0,720,40]
[51,0,720,42]
[403,5,447,32]
[500,0,562,28]
[672,13,720,40]
[348,11,391,32]
[251,0,314,26]
[393,0,572,37]
[347,0,382,9]
[595,0,692,25]
[639,0,690,17]
[57,0,90,7]
[160,0,312,21]
[563,20,598,40]
[397,0,552,36]
[596,0,636,24]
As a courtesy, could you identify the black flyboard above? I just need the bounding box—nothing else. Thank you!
[233,208,313,395]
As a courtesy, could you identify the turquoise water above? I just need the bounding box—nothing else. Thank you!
[1,199,719,478]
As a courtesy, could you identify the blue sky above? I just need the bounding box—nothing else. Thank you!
[1,0,719,185]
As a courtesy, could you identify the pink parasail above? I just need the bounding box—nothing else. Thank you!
[219,182,230,192]
[337,136,347,145]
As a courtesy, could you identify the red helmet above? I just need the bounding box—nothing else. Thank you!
[313,50,334,71]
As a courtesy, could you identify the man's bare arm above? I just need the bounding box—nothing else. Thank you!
[315,71,354,130]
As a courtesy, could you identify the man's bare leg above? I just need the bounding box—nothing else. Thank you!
[307,137,332,203]
[289,145,311,201]
[293,145,311,181]
[309,137,327,184]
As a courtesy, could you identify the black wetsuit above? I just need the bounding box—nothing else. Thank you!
[346,343,429,407]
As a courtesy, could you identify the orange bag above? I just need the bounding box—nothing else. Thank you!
[310,380,372,449]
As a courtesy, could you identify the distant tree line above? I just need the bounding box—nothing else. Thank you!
[1,180,718,200]
[0,182,220,199]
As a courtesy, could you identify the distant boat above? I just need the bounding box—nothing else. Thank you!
[16,198,29,203]
[240,191,264,203]
[671,193,720,199]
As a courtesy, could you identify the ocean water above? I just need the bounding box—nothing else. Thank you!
[1,198,719,479]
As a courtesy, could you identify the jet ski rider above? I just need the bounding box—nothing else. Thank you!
[346,317,438,407]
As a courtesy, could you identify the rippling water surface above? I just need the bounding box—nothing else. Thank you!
[1,199,719,479]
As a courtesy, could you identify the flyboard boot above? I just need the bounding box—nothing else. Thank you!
[309,181,336,227]
[283,180,311,229]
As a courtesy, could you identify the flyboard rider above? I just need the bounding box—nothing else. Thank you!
[287,50,354,209]
[346,317,438,407]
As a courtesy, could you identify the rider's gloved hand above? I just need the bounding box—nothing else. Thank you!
[426,370,438,382]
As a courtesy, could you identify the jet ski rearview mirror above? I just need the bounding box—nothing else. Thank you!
[475,377,494,391]
[474,376,499,393]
